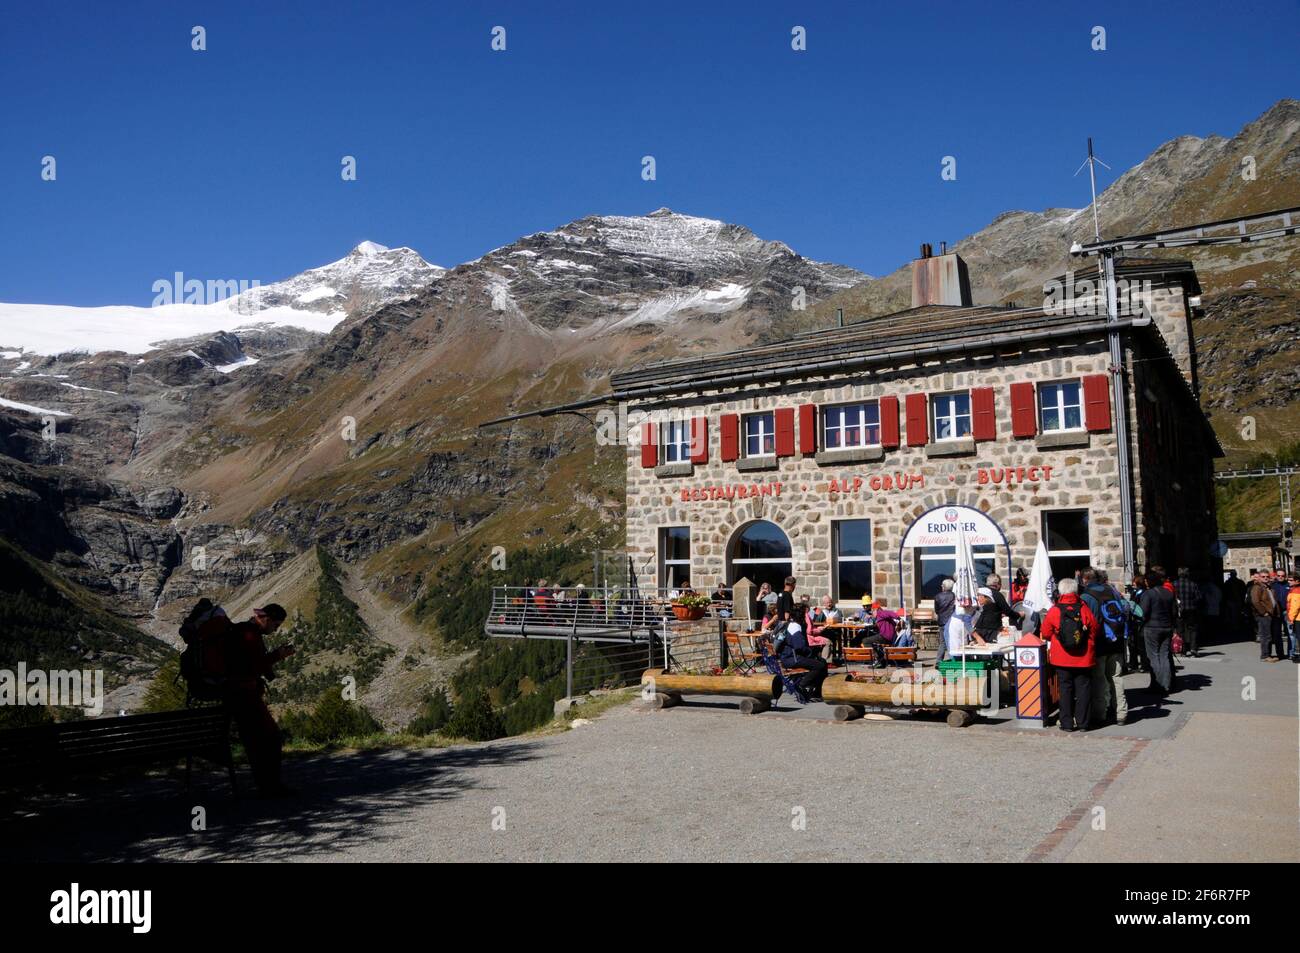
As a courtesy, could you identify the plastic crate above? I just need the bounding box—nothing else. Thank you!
[937,658,998,673]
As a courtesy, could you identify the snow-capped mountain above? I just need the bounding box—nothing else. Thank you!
[235,241,445,316]
[463,207,867,331]
[0,241,444,358]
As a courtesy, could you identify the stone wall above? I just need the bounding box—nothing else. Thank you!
[1129,331,1220,575]
[1223,544,1280,578]
[624,336,1139,609]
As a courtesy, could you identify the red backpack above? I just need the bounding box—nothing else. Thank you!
[178,599,235,701]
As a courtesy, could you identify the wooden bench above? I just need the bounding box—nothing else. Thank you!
[0,707,238,798]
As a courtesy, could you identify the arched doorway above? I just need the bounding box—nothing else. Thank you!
[727,520,793,598]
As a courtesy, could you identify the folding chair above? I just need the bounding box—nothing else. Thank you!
[724,631,762,675]
[759,640,809,705]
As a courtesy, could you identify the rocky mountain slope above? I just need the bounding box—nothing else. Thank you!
[0,211,865,719]
[790,99,1300,532]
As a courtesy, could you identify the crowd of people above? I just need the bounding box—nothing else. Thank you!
[723,561,1300,727]
[959,563,1300,732]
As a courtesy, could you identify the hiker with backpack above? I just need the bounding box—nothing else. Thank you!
[1080,568,1129,727]
[1041,577,1099,732]
[225,604,295,796]
[1139,569,1178,695]
[180,599,295,796]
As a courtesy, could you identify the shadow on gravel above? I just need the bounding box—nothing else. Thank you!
[1,740,542,861]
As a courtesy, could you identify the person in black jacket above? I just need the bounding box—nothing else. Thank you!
[984,573,1022,629]
[971,588,1001,645]
[1139,569,1178,696]
[933,578,956,662]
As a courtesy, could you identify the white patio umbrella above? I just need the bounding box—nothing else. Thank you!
[1021,538,1055,632]
[952,518,979,608]
[951,520,979,673]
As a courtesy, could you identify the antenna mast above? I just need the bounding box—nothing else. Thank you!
[1075,137,1111,242]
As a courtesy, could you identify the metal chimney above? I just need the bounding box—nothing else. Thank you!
[912,244,973,308]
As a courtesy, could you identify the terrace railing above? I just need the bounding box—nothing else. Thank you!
[483,586,736,696]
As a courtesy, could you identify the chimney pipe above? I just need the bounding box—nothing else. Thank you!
[911,244,973,309]
[836,307,844,327]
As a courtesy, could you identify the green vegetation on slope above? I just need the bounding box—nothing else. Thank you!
[267,546,394,704]
[0,537,168,681]
[1215,439,1300,533]
[411,541,614,736]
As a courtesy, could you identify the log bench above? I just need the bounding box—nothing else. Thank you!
[641,668,782,714]
[0,707,238,799]
[821,674,988,726]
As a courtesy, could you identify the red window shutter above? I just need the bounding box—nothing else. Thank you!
[690,416,709,464]
[904,394,928,447]
[880,396,900,448]
[1083,374,1112,432]
[971,387,996,441]
[798,404,817,454]
[1009,382,1037,437]
[640,422,658,468]
[720,414,739,462]
[774,408,796,457]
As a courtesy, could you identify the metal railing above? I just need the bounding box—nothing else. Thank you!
[484,586,733,640]
[484,586,737,696]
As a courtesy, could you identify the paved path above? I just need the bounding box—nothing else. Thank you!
[6,636,1296,862]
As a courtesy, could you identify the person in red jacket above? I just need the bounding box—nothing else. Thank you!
[224,604,296,796]
[1041,578,1100,732]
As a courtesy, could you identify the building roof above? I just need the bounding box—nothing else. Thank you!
[610,302,1106,392]
[1051,257,1201,296]
[1219,531,1283,545]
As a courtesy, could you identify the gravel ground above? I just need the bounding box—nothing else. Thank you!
[6,705,1129,862]
[8,635,1291,863]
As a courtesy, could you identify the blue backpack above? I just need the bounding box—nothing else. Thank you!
[1096,595,1129,650]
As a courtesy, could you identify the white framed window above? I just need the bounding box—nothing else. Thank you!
[823,402,880,449]
[932,392,972,441]
[662,419,692,463]
[744,412,775,457]
[1042,509,1090,580]
[1039,381,1083,433]
[832,519,873,601]
[659,526,691,589]
[915,545,996,602]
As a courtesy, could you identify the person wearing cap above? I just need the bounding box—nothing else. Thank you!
[225,603,296,797]
[851,596,901,667]
[970,588,1001,646]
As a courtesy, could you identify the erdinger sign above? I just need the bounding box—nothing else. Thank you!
[897,504,1012,610]
[901,506,1005,548]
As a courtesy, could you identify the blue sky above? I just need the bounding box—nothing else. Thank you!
[1,0,1296,306]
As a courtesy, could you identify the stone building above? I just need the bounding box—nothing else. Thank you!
[1220,530,1292,578]
[608,248,1223,610]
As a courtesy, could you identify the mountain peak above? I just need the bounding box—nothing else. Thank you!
[352,241,390,257]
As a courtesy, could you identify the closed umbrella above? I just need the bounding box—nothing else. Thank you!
[1021,538,1054,633]
[952,519,979,609]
